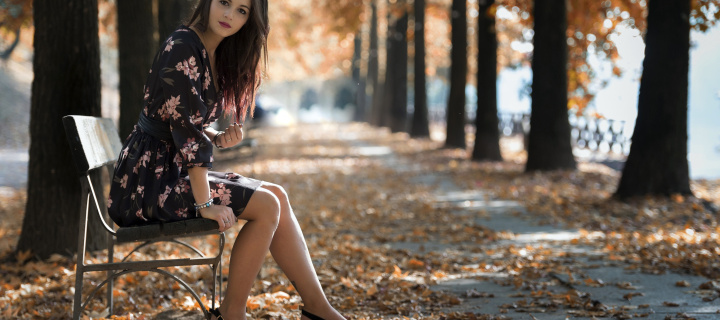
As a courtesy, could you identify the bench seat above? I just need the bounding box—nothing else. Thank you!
[116,218,220,243]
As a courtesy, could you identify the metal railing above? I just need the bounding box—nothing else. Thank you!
[430,109,631,155]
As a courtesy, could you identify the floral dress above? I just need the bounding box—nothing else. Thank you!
[108,26,262,227]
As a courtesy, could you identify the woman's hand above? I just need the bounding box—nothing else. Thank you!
[198,204,237,232]
[219,123,243,148]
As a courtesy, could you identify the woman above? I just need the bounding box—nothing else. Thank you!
[107,0,346,319]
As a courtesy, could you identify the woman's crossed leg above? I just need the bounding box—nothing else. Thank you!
[216,183,344,320]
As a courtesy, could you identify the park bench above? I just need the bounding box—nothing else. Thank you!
[62,115,225,320]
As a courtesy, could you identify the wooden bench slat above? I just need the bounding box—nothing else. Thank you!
[116,218,220,243]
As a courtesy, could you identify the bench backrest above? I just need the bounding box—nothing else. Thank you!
[63,115,123,176]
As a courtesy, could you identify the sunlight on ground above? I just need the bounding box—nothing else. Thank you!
[512,230,581,242]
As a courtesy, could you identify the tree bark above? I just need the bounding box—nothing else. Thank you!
[386,11,409,133]
[17,0,106,260]
[118,0,157,139]
[410,0,430,138]
[352,31,367,122]
[615,0,692,198]
[376,9,395,128]
[445,0,467,149]
[472,0,502,161]
[158,0,194,44]
[369,0,383,126]
[525,0,576,171]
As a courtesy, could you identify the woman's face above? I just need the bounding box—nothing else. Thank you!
[207,0,252,38]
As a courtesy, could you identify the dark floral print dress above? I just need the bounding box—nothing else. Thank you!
[108,26,262,227]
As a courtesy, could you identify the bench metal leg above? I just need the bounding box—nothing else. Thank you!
[213,232,225,309]
[107,231,115,315]
[218,246,222,307]
[218,232,225,308]
[73,190,91,320]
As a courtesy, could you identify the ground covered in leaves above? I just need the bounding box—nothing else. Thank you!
[1,123,719,319]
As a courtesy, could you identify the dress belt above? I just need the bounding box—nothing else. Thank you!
[137,112,173,141]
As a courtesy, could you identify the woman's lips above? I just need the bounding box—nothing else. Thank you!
[219,22,231,29]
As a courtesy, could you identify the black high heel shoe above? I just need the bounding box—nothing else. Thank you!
[301,309,326,320]
[208,308,224,320]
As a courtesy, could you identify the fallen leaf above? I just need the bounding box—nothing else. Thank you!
[676,280,691,287]
[623,292,644,301]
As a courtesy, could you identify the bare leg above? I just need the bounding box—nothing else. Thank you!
[217,188,281,320]
[262,183,345,320]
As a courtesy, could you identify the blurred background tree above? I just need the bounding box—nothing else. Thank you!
[411,0,430,138]
[366,0,381,125]
[117,0,156,138]
[615,0,720,198]
[525,0,577,171]
[158,0,195,42]
[472,0,502,161]
[384,1,409,132]
[369,0,384,126]
[615,0,692,197]
[351,27,366,121]
[445,0,468,149]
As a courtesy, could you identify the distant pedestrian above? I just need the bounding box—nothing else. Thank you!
[107,1,346,319]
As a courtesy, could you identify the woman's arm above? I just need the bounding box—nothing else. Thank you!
[187,166,212,205]
[205,127,220,140]
[204,127,221,148]
[204,123,244,149]
[187,166,236,232]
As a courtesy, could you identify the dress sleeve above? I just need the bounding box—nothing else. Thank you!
[156,36,213,171]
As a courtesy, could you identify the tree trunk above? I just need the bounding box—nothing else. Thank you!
[157,0,194,43]
[376,9,395,128]
[445,0,467,149]
[525,0,576,171]
[472,0,502,161]
[118,0,157,139]
[410,0,430,138]
[369,0,383,126]
[352,31,367,122]
[17,0,106,260]
[387,11,409,133]
[615,0,691,198]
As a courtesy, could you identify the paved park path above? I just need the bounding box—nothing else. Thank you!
[348,133,719,320]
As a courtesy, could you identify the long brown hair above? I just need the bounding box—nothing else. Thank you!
[187,0,269,123]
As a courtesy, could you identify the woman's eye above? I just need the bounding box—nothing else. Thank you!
[238,9,247,14]
[219,0,229,6]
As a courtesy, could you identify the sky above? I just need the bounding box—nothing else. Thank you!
[496,25,720,180]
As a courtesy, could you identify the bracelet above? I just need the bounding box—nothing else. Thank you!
[194,198,214,213]
[212,132,224,149]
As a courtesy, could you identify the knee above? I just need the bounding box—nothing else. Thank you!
[262,183,289,204]
[252,188,281,228]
